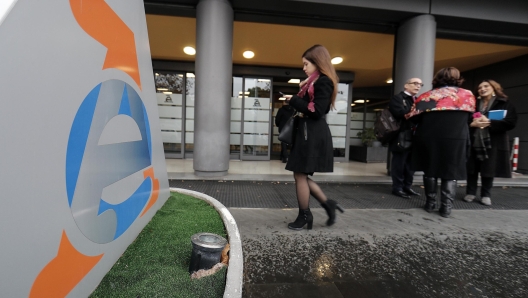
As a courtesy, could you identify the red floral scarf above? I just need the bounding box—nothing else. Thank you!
[405,87,476,119]
[297,70,320,112]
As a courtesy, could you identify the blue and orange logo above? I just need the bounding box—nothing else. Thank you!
[30,1,159,296]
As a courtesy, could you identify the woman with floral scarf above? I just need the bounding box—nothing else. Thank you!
[406,67,476,218]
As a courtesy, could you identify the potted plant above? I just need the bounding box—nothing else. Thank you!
[350,127,387,163]
[356,127,377,147]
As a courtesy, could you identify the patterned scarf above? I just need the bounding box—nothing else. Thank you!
[297,70,320,112]
[472,98,494,161]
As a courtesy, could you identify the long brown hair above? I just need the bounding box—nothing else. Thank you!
[479,79,508,99]
[302,45,339,109]
[432,67,464,88]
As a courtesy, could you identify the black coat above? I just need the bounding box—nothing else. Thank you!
[285,75,334,173]
[467,97,517,178]
[388,91,414,151]
[275,105,295,132]
[411,111,473,180]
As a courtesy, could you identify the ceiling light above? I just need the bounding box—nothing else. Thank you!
[257,79,270,82]
[331,57,343,65]
[163,91,173,94]
[155,73,159,76]
[350,103,356,106]
[386,79,393,84]
[186,73,195,77]
[353,99,370,103]
[243,51,255,59]
[157,88,168,91]
[279,97,286,101]
[288,79,300,84]
[183,46,196,55]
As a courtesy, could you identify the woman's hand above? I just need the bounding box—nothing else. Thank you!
[471,117,491,128]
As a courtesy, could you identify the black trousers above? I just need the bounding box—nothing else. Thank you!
[467,171,494,197]
[391,149,414,191]
[280,142,289,160]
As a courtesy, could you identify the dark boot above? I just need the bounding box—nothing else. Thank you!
[288,208,313,230]
[321,200,345,226]
[439,180,457,218]
[423,176,438,213]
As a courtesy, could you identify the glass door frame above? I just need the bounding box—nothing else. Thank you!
[239,76,273,161]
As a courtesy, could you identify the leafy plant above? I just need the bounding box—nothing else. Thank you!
[356,127,377,146]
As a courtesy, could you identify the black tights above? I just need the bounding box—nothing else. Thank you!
[293,172,328,209]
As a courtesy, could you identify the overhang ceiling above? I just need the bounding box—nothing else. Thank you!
[146,15,528,88]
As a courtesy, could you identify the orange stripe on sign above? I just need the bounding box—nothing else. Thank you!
[30,231,103,298]
[70,0,142,89]
[141,167,160,217]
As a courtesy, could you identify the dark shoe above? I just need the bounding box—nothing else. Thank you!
[404,188,420,196]
[439,180,457,218]
[392,190,411,199]
[288,208,313,230]
[423,177,438,213]
[321,199,345,226]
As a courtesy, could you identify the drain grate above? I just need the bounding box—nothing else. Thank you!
[169,180,528,210]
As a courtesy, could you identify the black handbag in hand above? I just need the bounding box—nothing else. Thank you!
[278,112,298,145]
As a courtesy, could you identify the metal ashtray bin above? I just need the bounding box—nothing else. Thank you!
[189,233,227,274]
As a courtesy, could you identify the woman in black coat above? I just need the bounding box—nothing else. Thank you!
[464,80,517,206]
[283,45,344,230]
[406,67,476,218]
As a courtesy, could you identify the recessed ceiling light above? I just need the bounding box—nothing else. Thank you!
[157,88,168,91]
[257,79,270,82]
[351,103,356,106]
[243,51,255,59]
[279,97,286,101]
[186,73,195,78]
[354,99,370,103]
[183,46,196,55]
[155,73,159,76]
[163,91,173,94]
[288,79,300,84]
[331,57,343,65]
[386,78,393,83]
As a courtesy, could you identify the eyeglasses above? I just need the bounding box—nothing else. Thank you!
[407,82,424,87]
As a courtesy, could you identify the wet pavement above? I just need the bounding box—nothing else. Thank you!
[170,181,528,297]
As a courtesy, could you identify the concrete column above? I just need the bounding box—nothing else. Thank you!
[393,15,436,95]
[194,0,233,176]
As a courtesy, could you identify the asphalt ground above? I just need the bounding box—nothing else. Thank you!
[170,180,528,298]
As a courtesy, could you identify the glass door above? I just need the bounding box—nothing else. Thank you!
[240,77,272,160]
[155,72,185,158]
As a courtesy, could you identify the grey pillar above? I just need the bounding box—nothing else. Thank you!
[393,15,436,95]
[194,0,233,176]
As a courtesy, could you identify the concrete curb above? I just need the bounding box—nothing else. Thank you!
[170,188,243,298]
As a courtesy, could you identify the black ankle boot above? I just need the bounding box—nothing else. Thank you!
[288,208,313,230]
[423,176,438,213]
[321,200,345,226]
[439,180,457,218]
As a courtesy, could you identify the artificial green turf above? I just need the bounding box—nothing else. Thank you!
[90,192,227,298]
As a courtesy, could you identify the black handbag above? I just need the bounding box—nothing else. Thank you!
[278,112,298,145]
[394,129,413,152]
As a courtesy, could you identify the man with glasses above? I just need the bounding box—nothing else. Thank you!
[389,78,423,199]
